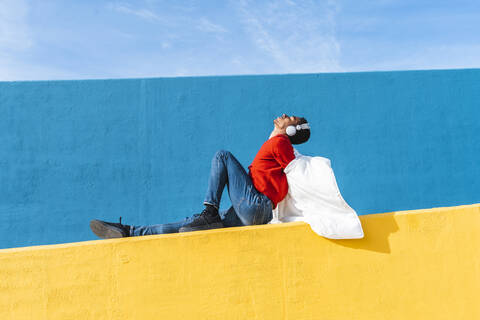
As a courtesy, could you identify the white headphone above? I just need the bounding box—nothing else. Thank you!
[286,123,310,136]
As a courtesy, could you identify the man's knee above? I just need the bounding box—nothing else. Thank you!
[214,149,232,159]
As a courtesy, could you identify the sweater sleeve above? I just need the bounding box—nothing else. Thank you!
[273,136,295,169]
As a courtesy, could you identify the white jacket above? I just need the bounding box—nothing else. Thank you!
[270,150,364,239]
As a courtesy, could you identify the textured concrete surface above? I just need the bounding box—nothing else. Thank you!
[1,69,480,248]
[0,203,479,319]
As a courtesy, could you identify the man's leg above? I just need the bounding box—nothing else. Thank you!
[130,217,193,236]
[182,150,272,231]
[91,215,198,239]
[90,150,233,238]
[91,150,272,237]
[210,150,272,225]
[202,149,234,210]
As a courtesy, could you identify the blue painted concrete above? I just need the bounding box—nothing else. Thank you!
[1,69,480,248]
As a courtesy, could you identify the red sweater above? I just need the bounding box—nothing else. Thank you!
[248,135,295,209]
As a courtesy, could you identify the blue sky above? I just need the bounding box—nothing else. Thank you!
[1,0,479,81]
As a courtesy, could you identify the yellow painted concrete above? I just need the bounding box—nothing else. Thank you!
[1,204,480,319]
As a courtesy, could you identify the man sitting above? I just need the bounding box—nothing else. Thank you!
[90,114,310,238]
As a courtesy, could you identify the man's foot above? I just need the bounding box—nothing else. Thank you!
[90,217,131,239]
[179,205,224,232]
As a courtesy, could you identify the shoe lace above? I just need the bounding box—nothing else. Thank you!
[187,213,201,219]
[185,209,210,220]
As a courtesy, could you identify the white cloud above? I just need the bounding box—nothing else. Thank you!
[197,18,228,34]
[235,0,342,73]
[0,0,44,81]
[0,0,32,51]
[107,2,165,23]
[0,0,93,81]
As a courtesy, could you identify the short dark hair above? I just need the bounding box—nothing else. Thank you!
[288,117,310,145]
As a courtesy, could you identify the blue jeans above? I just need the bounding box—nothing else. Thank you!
[130,150,273,236]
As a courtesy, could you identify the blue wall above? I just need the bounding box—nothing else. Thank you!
[1,69,480,248]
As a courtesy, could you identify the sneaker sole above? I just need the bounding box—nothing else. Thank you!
[90,220,125,239]
[179,222,224,233]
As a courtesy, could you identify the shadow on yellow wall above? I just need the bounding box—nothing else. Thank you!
[331,213,400,253]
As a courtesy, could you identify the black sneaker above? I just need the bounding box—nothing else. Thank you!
[90,217,131,239]
[179,205,224,232]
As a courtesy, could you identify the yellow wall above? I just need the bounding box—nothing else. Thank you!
[1,204,480,319]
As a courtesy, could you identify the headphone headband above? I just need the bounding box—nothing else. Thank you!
[296,123,310,130]
[286,122,310,136]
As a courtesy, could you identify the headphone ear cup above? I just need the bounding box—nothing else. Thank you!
[286,125,296,136]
